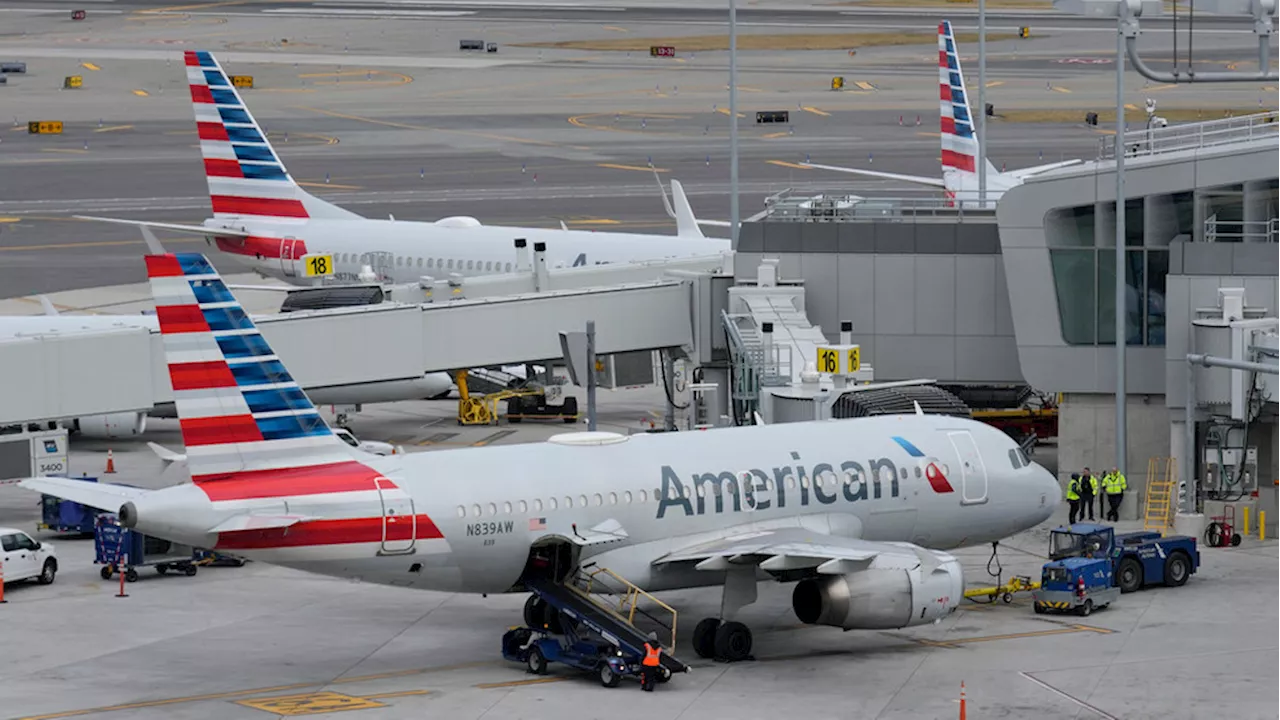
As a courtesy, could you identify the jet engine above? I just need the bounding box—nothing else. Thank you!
[72,412,148,439]
[791,551,963,630]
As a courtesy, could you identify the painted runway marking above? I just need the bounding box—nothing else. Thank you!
[132,89,149,96]
[853,80,877,91]
[598,163,668,172]
[766,160,811,170]
[892,623,1113,649]
[80,62,100,71]
[1020,672,1120,719]
[235,691,385,715]
[364,690,432,699]
[801,106,830,116]
[760,131,790,138]
[716,108,746,117]
[94,125,134,133]
[297,181,363,190]
[295,106,559,148]
[476,677,571,689]
[473,429,517,447]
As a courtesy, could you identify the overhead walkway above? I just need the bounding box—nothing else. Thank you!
[0,254,727,425]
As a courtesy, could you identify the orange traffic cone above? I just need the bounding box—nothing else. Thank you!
[959,681,966,720]
[104,449,116,474]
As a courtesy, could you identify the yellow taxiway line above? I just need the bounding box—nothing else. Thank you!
[598,163,668,172]
[766,160,811,170]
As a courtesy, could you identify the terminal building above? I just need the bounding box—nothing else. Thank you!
[3,112,1277,529]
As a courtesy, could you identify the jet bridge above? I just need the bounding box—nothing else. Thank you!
[0,254,726,425]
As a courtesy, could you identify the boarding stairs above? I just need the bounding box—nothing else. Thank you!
[1143,457,1177,532]
[524,567,688,675]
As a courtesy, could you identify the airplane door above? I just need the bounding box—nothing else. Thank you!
[946,431,988,505]
[375,478,416,555]
[280,238,300,277]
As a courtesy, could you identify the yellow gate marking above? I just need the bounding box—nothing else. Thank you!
[236,692,385,715]
[80,62,100,71]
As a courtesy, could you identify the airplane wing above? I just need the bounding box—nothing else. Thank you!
[74,215,254,238]
[18,476,148,513]
[1000,159,1083,181]
[208,514,319,533]
[800,163,948,189]
[654,526,937,575]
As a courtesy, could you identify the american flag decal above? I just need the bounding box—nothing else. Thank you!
[528,517,546,531]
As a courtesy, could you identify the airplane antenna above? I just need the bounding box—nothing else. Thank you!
[912,401,924,416]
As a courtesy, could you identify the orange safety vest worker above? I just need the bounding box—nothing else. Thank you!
[643,642,662,667]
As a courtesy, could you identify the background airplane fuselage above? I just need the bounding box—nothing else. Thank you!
[208,218,731,284]
[156,416,1057,596]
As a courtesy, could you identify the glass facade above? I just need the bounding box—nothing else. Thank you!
[1045,191,1192,347]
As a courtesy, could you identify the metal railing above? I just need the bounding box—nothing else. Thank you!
[760,192,997,222]
[1098,111,1279,161]
[571,565,678,650]
[721,310,791,387]
[1204,217,1280,243]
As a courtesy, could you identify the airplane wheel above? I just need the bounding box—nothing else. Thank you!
[713,621,752,662]
[692,618,720,659]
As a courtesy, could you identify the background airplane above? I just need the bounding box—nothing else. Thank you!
[801,20,1082,206]
[77,51,730,287]
[20,251,1059,665]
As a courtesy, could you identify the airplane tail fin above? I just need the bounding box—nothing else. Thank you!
[145,251,360,482]
[937,21,986,194]
[185,51,360,223]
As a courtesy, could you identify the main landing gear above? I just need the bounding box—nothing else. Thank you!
[690,567,757,663]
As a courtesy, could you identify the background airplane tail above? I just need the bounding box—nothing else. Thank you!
[185,51,360,223]
[937,22,998,194]
[146,251,359,482]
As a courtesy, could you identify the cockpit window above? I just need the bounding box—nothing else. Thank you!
[1016,447,1031,466]
[1008,449,1022,469]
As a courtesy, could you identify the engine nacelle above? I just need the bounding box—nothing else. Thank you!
[72,412,147,439]
[792,553,963,630]
[434,216,482,228]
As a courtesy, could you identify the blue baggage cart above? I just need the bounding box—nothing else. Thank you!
[40,476,102,535]
[94,513,199,582]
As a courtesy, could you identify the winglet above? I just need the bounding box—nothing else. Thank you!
[38,296,58,316]
[913,401,924,416]
[753,410,767,425]
[670,179,707,239]
[147,441,186,465]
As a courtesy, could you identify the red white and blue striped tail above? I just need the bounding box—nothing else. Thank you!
[146,252,358,481]
[185,50,359,223]
[937,21,994,182]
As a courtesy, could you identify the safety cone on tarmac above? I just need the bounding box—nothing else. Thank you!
[104,449,116,474]
[959,681,966,720]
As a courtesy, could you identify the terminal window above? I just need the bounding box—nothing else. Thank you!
[1046,201,1169,347]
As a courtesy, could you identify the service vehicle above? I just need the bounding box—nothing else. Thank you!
[0,526,57,585]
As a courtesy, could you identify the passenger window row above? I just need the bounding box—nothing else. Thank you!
[453,464,954,520]
[337,253,514,275]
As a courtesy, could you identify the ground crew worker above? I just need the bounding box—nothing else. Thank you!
[1103,467,1127,521]
[641,632,662,692]
[1080,467,1098,521]
[1066,473,1082,524]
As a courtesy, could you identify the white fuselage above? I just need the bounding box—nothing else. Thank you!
[208,217,731,285]
[128,415,1059,596]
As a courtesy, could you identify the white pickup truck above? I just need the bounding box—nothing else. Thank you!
[1,527,57,586]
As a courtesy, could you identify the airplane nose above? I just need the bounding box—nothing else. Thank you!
[1039,466,1061,517]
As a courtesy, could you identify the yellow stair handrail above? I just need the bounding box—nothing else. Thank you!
[569,566,679,651]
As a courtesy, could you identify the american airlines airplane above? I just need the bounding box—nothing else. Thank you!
[20,251,1060,663]
[801,21,1082,206]
[78,51,730,287]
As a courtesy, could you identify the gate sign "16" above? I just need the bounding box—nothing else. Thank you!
[816,345,861,375]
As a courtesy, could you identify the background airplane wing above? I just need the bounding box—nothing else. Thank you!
[654,526,935,574]
[74,216,254,238]
[800,163,948,189]
[18,476,148,512]
[1001,159,1083,181]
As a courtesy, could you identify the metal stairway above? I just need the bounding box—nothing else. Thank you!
[1143,457,1176,532]
[525,569,688,675]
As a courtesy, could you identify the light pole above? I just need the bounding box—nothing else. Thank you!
[729,0,739,247]
[978,0,987,207]
[1114,15,1127,482]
